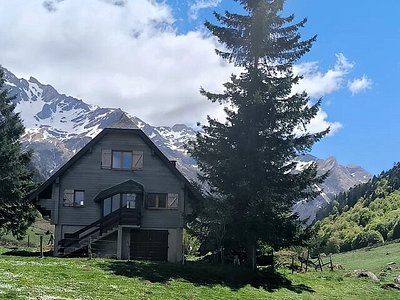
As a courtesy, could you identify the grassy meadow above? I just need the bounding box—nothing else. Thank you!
[0,242,399,299]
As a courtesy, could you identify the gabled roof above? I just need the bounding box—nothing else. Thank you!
[29,128,202,202]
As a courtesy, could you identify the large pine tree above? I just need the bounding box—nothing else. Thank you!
[189,0,328,268]
[0,68,35,238]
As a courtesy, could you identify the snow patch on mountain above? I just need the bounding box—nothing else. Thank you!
[2,67,372,223]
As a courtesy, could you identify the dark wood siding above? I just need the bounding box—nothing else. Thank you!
[130,230,168,261]
[57,131,184,228]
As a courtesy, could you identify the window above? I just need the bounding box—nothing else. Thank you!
[112,151,132,169]
[111,194,120,212]
[63,190,85,207]
[122,193,136,209]
[146,193,178,209]
[101,149,144,170]
[103,197,112,216]
[103,193,137,216]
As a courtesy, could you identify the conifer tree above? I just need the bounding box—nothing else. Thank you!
[189,0,328,269]
[0,68,35,238]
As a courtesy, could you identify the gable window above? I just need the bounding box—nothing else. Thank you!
[63,190,85,207]
[101,149,143,170]
[112,151,132,169]
[146,193,178,209]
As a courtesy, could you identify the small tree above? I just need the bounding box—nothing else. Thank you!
[351,230,384,250]
[0,67,36,238]
[189,0,327,269]
[325,237,340,254]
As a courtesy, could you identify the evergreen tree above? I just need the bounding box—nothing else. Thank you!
[0,68,36,238]
[189,0,328,269]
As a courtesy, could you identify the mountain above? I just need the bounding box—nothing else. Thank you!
[293,155,371,224]
[2,67,197,179]
[314,163,400,253]
[2,67,371,221]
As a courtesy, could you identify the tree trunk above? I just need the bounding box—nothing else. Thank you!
[247,242,257,271]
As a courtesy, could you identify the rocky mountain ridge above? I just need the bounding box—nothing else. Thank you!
[2,67,371,222]
[293,155,371,224]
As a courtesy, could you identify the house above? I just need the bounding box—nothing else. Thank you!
[29,126,199,262]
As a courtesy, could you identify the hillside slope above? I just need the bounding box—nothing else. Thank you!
[315,163,400,252]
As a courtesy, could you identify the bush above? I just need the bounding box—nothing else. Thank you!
[351,230,384,250]
[325,237,340,254]
[368,222,390,240]
[183,230,200,256]
[391,220,400,239]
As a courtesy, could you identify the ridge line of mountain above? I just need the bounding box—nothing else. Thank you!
[2,67,372,223]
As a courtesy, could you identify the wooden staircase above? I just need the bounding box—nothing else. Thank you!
[58,207,140,257]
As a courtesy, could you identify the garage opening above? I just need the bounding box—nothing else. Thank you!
[130,230,168,261]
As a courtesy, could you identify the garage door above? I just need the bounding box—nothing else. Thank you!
[130,230,168,261]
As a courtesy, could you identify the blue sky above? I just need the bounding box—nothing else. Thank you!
[167,0,399,175]
[0,0,398,175]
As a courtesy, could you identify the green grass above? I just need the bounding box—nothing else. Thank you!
[332,241,400,283]
[0,243,399,299]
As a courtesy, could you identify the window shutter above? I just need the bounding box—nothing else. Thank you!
[101,149,112,169]
[132,151,144,170]
[167,193,178,208]
[63,190,74,207]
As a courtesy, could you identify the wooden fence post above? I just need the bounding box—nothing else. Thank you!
[88,237,92,260]
[27,235,30,248]
[300,252,304,272]
[318,254,323,271]
[330,255,333,271]
[40,236,44,258]
[291,255,295,274]
[305,249,310,272]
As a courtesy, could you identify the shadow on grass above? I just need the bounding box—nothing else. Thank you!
[99,260,315,293]
[1,249,53,257]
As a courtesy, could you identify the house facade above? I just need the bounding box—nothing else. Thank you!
[30,128,198,262]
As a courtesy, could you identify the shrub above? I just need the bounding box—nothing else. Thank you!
[183,230,200,256]
[351,230,384,250]
[325,237,340,254]
[391,220,400,239]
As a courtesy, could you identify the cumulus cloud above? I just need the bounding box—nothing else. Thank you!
[348,75,373,95]
[0,0,233,126]
[306,110,342,136]
[188,0,222,20]
[0,0,346,135]
[292,53,354,98]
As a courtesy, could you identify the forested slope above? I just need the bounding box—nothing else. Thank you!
[314,163,400,253]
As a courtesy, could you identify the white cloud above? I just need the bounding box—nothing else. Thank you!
[188,0,222,20]
[291,53,356,135]
[0,0,348,135]
[307,110,342,136]
[348,75,373,95]
[0,0,233,127]
[293,53,354,98]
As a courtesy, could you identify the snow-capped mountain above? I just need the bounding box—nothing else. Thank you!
[293,154,371,224]
[2,67,197,178]
[2,67,371,222]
